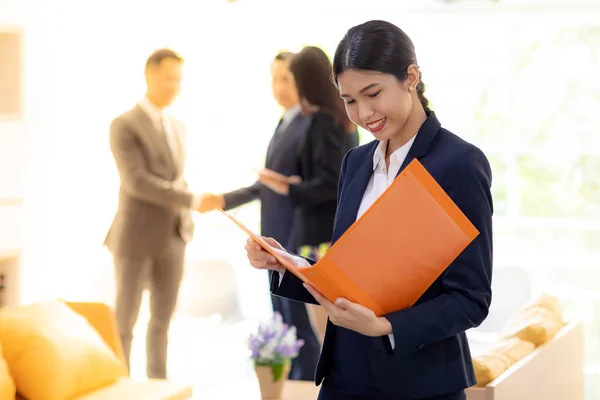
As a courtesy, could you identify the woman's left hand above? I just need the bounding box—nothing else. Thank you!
[303,283,392,337]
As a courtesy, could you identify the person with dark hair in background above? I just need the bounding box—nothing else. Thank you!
[105,49,205,379]
[245,21,493,399]
[257,46,359,346]
[198,51,322,381]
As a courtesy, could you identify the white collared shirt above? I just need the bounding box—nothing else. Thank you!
[278,105,301,133]
[138,97,199,209]
[138,97,178,162]
[355,135,417,349]
[356,135,417,219]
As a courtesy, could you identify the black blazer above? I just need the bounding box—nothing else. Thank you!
[288,110,358,249]
[271,112,493,398]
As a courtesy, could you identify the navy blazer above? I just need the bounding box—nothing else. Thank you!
[223,113,312,248]
[271,112,494,398]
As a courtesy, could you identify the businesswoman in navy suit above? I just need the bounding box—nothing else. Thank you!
[245,20,493,400]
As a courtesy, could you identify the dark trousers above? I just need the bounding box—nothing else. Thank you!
[113,235,185,379]
[271,293,320,381]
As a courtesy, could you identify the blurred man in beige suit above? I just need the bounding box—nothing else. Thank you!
[104,49,202,379]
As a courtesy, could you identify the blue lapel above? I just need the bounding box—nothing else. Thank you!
[331,112,442,244]
[397,111,441,176]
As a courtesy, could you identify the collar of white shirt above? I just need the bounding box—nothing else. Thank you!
[372,134,417,171]
[138,97,165,131]
[279,105,301,132]
[138,97,179,162]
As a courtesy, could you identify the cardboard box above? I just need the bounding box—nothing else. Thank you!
[467,321,585,400]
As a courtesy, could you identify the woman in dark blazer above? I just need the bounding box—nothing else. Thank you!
[247,20,493,400]
[258,46,359,258]
[258,46,359,345]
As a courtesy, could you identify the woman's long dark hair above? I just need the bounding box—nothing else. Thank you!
[289,46,353,131]
[332,20,431,113]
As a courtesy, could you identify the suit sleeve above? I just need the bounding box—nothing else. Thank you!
[373,147,493,355]
[269,149,352,304]
[222,182,261,210]
[109,117,194,209]
[288,113,345,208]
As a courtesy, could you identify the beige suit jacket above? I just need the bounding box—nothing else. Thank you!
[104,105,194,258]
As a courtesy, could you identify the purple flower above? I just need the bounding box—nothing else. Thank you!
[247,312,306,364]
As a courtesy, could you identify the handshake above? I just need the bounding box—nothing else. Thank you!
[195,193,225,213]
[194,168,302,214]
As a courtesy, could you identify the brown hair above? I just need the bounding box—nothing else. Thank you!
[145,48,183,69]
[274,51,295,62]
[289,46,353,130]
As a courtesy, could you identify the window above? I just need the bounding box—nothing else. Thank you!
[398,8,600,395]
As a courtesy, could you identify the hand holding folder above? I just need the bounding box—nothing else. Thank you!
[219,208,313,278]
[224,159,479,317]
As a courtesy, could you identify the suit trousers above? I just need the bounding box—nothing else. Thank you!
[113,233,186,379]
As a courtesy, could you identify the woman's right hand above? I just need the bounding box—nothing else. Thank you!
[245,237,286,275]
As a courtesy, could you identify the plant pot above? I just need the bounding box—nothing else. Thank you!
[254,362,291,399]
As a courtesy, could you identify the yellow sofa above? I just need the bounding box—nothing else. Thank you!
[0,301,193,400]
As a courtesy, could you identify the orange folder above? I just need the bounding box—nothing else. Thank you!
[220,159,479,316]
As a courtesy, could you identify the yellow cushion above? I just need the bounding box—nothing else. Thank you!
[501,293,565,346]
[491,337,536,363]
[473,337,535,387]
[531,292,563,320]
[64,302,126,367]
[473,352,512,387]
[0,341,16,400]
[0,300,127,400]
[73,378,193,400]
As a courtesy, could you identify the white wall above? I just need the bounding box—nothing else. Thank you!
[0,0,21,25]
[0,0,25,306]
[6,1,294,314]
[13,0,56,303]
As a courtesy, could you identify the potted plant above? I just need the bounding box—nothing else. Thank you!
[248,312,305,399]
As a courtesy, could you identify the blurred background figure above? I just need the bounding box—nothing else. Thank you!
[104,49,203,379]
[257,45,359,351]
[199,51,322,381]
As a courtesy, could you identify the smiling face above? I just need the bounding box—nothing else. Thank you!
[337,66,419,143]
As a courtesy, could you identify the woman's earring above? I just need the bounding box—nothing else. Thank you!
[409,86,413,92]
